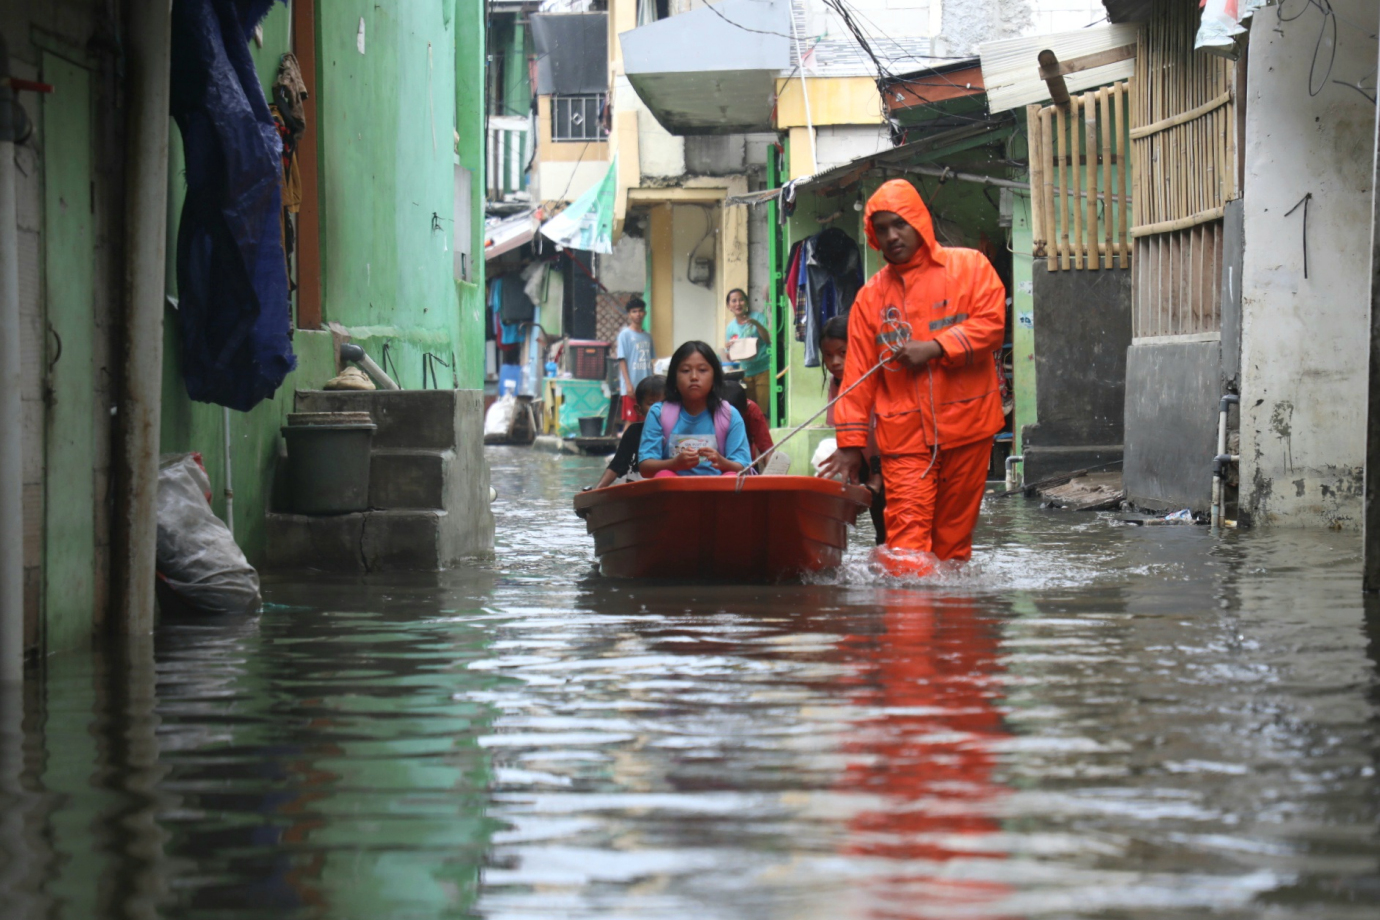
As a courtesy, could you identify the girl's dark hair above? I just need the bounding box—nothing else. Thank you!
[634,373,665,405]
[718,379,748,418]
[664,341,724,412]
[726,287,749,305]
[821,314,849,342]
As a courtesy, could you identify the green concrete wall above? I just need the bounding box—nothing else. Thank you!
[1010,192,1037,455]
[160,0,488,563]
[317,1,464,390]
[455,0,487,389]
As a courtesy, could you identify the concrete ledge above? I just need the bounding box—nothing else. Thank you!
[370,449,449,509]
[295,389,459,450]
[265,512,366,572]
[362,510,446,571]
[1022,445,1123,484]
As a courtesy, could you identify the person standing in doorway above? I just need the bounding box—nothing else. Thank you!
[615,297,654,434]
[724,288,773,409]
[818,180,1005,577]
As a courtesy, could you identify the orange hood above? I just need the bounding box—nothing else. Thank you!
[863,179,945,267]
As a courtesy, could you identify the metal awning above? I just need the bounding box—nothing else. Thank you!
[726,118,1023,206]
[485,208,540,260]
[619,0,790,135]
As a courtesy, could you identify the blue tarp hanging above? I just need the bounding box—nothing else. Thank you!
[170,0,296,411]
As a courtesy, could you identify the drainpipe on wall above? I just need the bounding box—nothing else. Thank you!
[112,1,172,634]
[1211,393,1239,530]
[0,32,24,681]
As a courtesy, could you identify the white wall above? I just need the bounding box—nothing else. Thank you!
[670,204,721,348]
[599,231,647,292]
[1238,1,1379,527]
[536,159,612,205]
[814,125,891,172]
[637,108,686,178]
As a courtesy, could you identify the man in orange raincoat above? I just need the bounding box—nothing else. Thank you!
[819,180,1005,574]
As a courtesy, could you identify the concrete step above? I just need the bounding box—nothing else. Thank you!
[266,509,461,572]
[370,448,450,510]
[294,389,462,451]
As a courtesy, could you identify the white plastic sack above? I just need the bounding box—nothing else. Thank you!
[811,437,841,480]
[484,394,518,438]
[156,454,261,614]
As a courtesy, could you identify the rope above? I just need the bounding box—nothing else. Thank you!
[735,310,914,490]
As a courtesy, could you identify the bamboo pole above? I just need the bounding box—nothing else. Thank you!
[1100,87,1113,269]
[1118,82,1130,267]
[1070,95,1083,269]
[1041,106,1057,272]
[1085,91,1098,269]
[1027,104,1045,257]
[1055,103,1068,270]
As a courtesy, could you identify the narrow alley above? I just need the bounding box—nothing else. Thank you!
[3,446,1377,918]
[4,0,1380,917]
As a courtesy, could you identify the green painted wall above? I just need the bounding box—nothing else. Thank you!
[1010,192,1036,455]
[455,0,487,389]
[317,1,459,388]
[41,53,97,652]
[249,1,293,89]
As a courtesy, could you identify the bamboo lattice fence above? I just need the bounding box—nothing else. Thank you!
[1129,0,1238,338]
[1027,81,1132,272]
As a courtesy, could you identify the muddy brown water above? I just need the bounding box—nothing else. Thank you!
[2,445,1378,919]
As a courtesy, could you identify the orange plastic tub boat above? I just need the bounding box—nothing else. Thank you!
[573,475,874,581]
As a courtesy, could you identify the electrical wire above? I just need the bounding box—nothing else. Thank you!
[700,0,796,39]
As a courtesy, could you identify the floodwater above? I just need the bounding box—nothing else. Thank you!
[3,445,1379,920]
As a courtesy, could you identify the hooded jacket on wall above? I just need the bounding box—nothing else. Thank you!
[834,180,1006,456]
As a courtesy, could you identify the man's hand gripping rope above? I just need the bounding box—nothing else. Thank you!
[734,310,913,491]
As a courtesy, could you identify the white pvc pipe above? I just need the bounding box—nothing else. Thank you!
[113,0,172,634]
[0,51,24,681]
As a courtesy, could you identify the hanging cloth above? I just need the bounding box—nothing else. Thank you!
[170,0,296,411]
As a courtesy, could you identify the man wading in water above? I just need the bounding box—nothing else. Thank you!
[818,180,1006,577]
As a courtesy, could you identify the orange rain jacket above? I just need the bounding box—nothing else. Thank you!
[835,180,1006,456]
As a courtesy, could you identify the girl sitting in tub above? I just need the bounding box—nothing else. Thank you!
[638,341,752,477]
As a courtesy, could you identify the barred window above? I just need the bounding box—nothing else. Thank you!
[551,94,607,142]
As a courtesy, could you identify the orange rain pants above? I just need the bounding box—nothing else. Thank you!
[880,439,991,567]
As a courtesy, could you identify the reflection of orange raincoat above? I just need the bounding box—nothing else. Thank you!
[835,181,1006,563]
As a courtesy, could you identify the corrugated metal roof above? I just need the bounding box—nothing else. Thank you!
[978,23,1138,114]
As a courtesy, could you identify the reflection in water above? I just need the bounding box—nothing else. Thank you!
[838,593,1011,917]
[1,445,1378,919]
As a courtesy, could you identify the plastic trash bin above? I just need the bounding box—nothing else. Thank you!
[282,411,377,514]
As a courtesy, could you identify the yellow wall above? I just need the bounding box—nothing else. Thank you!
[773,76,886,129]
[649,204,674,358]
[536,95,610,163]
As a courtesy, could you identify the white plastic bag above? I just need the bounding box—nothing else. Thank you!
[156,454,261,614]
[484,392,518,439]
[811,437,841,480]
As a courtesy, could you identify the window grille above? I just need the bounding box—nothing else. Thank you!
[551,94,607,142]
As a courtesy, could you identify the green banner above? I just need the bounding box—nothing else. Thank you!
[540,156,616,254]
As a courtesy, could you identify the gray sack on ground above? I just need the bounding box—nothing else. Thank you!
[156,454,261,614]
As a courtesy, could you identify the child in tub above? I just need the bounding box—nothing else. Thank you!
[638,342,752,477]
[821,315,887,543]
